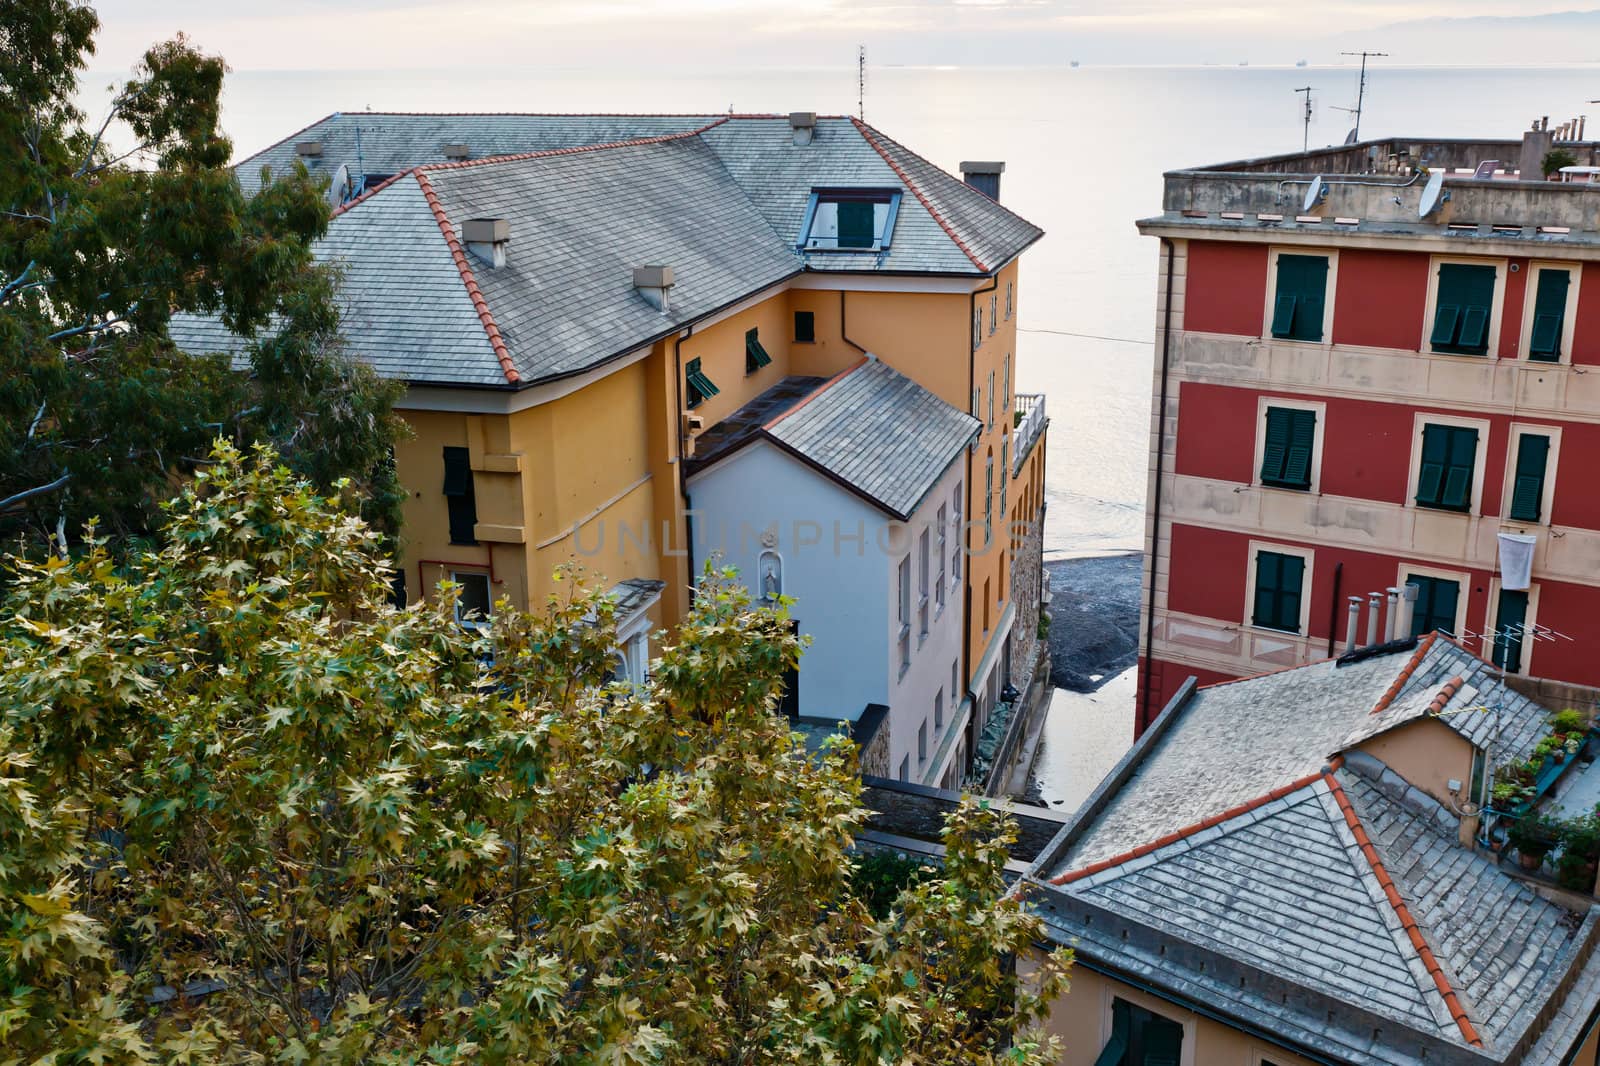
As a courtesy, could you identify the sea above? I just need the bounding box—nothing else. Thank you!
[81,62,1600,806]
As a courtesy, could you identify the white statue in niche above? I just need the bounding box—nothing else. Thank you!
[758,550,782,603]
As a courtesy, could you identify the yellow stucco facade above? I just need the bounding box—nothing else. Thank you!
[390,266,1047,713]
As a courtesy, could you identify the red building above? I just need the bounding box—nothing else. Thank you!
[1135,127,1600,730]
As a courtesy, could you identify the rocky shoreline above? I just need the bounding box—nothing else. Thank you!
[1044,553,1141,693]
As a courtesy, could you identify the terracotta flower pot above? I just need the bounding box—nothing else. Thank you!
[1520,850,1548,871]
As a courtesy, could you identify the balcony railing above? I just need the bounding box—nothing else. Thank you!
[1013,393,1047,476]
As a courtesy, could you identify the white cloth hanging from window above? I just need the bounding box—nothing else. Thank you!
[1498,532,1537,591]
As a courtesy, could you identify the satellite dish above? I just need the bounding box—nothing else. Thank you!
[1344,128,1359,145]
[327,163,352,207]
[1303,175,1327,213]
[1419,169,1448,218]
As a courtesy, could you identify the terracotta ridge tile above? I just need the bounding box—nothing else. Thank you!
[763,356,871,430]
[413,171,520,385]
[1323,770,1483,1048]
[1049,765,1332,887]
[849,116,989,273]
[1429,676,1465,716]
[1371,632,1438,715]
[328,170,409,219]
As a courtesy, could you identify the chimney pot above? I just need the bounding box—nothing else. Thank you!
[295,141,323,158]
[960,160,1005,201]
[789,112,817,146]
[462,218,509,268]
[443,143,470,161]
[1366,593,1382,649]
[633,264,675,313]
[1345,596,1362,654]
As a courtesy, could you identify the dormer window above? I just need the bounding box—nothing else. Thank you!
[799,188,902,252]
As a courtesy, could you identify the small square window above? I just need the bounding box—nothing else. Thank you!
[799,188,901,252]
[794,310,815,343]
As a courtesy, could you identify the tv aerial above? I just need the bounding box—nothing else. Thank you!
[1419,169,1449,218]
[1303,175,1328,213]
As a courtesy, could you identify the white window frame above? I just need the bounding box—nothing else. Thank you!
[935,504,948,612]
[1422,254,1508,359]
[1518,260,1581,365]
[1003,352,1012,411]
[1483,576,1542,677]
[1252,395,1326,495]
[1261,246,1339,345]
[1405,412,1492,516]
[1005,281,1013,320]
[450,569,494,630]
[1500,422,1561,528]
[1395,562,1471,640]
[1243,539,1314,636]
[973,307,982,349]
[989,294,998,335]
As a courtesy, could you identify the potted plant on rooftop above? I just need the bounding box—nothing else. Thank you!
[1557,809,1600,893]
[1509,813,1562,872]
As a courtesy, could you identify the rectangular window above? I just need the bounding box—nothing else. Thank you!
[800,188,901,252]
[1000,440,1009,519]
[1269,253,1329,342]
[1260,407,1316,490]
[1097,999,1184,1066]
[898,555,912,671]
[1005,281,1013,320]
[442,446,478,545]
[1406,574,1460,638]
[989,294,998,335]
[983,578,991,633]
[918,529,930,640]
[952,487,963,580]
[935,504,947,607]
[1509,433,1551,522]
[983,455,994,547]
[951,660,959,704]
[899,754,910,782]
[744,327,772,373]
[1003,353,1011,410]
[1416,424,1478,512]
[452,570,492,628]
[934,688,944,730]
[1429,262,1496,355]
[987,371,995,429]
[685,357,720,408]
[1493,588,1530,673]
[973,308,982,349]
[918,719,928,762]
[1252,550,1304,633]
[1528,268,1570,362]
[793,310,815,343]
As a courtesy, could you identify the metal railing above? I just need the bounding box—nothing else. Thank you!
[1013,393,1046,476]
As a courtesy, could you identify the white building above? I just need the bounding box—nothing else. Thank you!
[687,357,979,787]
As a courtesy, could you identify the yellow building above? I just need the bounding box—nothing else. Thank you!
[179,111,1049,782]
[1021,630,1600,1065]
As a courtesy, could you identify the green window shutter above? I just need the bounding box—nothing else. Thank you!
[1431,263,1496,355]
[1139,1015,1184,1066]
[1417,425,1477,511]
[837,201,875,248]
[1509,433,1550,521]
[1271,254,1328,341]
[745,328,772,372]
[685,357,720,408]
[1253,551,1304,632]
[1493,589,1530,673]
[1407,575,1459,637]
[1260,409,1290,484]
[1416,425,1449,506]
[1529,269,1570,361]
[442,447,478,545]
[1094,1002,1132,1066]
[1284,408,1316,487]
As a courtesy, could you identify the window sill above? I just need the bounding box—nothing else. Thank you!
[1429,348,1490,358]
[1249,622,1301,636]
[1414,503,1474,516]
[1258,480,1313,493]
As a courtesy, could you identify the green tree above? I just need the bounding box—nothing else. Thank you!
[0,0,403,552]
[0,442,1071,1064]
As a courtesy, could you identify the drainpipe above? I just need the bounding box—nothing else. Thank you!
[1140,238,1177,733]
[1325,561,1343,657]
[840,290,867,354]
[673,327,697,593]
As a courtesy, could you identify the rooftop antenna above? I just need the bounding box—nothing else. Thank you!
[1335,50,1387,141]
[857,44,867,121]
[1294,85,1315,153]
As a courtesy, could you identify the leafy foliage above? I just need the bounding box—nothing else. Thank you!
[1542,148,1578,178]
[0,1,404,551]
[0,442,1071,1064]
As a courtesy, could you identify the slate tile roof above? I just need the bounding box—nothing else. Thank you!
[172,113,1042,390]
[1030,638,1598,1064]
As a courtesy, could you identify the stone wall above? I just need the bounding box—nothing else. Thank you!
[1009,501,1046,693]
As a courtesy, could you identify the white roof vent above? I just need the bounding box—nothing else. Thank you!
[633,265,675,314]
[789,111,817,147]
[295,141,323,159]
[462,218,509,269]
[443,143,470,161]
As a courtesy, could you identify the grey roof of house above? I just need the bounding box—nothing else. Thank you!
[172,113,1042,389]
[762,358,979,520]
[1050,636,1552,876]
[1034,757,1600,1064]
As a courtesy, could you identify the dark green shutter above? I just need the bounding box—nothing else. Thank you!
[1529,269,1570,361]
[1509,434,1550,521]
[793,310,815,343]
[1441,427,1478,509]
[1093,1002,1131,1066]
[1407,575,1459,637]
[1416,425,1449,505]
[1270,255,1328,341]
[1493,589,1530,673]
[1416,425,1477,511]
[1261,407,1315,489]
[745,327,772,373]
[1430,263,1496,355]
[1140,1015,1184,1066]
[1260,409,1290,484]
[442,447,477,545]
[1253,551,1304,632]
[837,201,875,248]
[685,358,720,407]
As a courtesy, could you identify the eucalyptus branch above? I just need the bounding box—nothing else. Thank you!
[0,471,71,514]
[1,260,37,303]
[75,93,128,178]
[48,314,127,343]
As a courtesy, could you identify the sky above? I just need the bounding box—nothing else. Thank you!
[84,0,1600,72]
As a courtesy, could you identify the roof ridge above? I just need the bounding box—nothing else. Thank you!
[328,169,411,219]
[1049,760,1339,886]
[234,111,338,171]
[849,117,989,273]
[1325,770,1484,1048]
[413,171,520,385]
[411,118,731,176]
[763,356,870,430]
[1372,632,1439,715]
[298,110,832,119]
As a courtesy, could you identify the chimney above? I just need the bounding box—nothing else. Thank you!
[633,265,675,314]
[443,143,470,161]
[960,160,1005,202]
[462,218,509,269]
[1398,583,1418,641]
[789,112,817,147]
[1365,593,1382,648]
[1520,125,1555,179]
[1384,587,1401,642]
[295,141,323,160]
